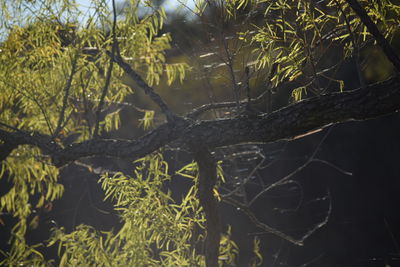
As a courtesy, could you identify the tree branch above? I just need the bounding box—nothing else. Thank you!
[0,143,18,162]
[346,0,400,72]
[109,53,178,123]
[1,77,399,166]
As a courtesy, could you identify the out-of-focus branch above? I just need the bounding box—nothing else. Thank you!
[223,191,332,246]
[222,196,304,246]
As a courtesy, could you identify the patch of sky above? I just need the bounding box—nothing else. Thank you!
[75,0,197,23]
[0,0,198,40]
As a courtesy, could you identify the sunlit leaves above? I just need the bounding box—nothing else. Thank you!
[291,86,307,102]
[48,154,237,266]
[0,0,190,265]
[139,110,154,130]
[231,0,400,96]
[250,236,263,267]
[118,6,188,86]
[218,226,239,265]
[0,146,62,266]
[51,153,203,266]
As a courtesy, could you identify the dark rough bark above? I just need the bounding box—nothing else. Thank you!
[192,146,221,267]
[185,76,400,147]
[0,143,18,162]
[1,76,400,166]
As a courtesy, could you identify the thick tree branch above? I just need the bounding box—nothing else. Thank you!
[346,0,400,72]
[0,143,18,162]
[0,128,61,157]
[1,77,400,166]
[185,76,400,147]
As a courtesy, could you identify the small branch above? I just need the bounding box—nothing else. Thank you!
[245,66,251,108]
[346,0,400,72]
[334,0,366,89]
[93,0,118,137]
[222,33,240,110]
[222,197,304,246]
[3,80,54,134]
[71,97,152,114]
[111,53,178,123]
[221,152,267,199]
[187,101,245,119]
[311,159,353,176]
[249,126,333,206]
[266,62,277,113]
[186,86,272,119]
[74,160,123,176]
[54,53,79,138]
[223,190,332,246]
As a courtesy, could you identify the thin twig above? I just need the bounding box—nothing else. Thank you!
[71,97,152,114]
[74,160,122,176]
[54,53,79,138]
[245,66,251,108]
[223,196,304,246]
[186,84,274,119]
[93,0,118,137]
[222,32,240,110]
[224,189,332,246]
[311,159,353,176]
[248,126,334,206]
[221,153,266,198]
[3,81,54,134]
